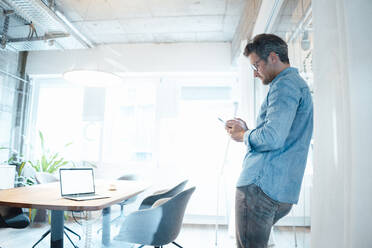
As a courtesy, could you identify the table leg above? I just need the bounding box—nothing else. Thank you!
[102,207,111,246]
[51,210,64,248]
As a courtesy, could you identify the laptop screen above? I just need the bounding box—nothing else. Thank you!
[59,168,95,196]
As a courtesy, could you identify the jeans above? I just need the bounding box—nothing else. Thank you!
[235,184,292,248]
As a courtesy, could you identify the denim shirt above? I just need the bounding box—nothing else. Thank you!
[237,67,313,204]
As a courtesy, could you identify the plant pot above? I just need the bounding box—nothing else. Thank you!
[33,209,47,223]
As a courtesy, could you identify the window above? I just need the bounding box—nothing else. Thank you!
[32,73,239,223]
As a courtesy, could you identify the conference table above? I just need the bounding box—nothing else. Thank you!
[0,180,149,248]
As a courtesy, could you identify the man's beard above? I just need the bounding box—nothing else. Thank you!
[261,73,275,85]
[262,78,271,85]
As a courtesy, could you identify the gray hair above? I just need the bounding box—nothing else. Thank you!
[244,33,290,64]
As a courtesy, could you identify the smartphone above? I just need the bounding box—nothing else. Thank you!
[217,117,231,128]
[218,117,232,129]
[218,117,226,124]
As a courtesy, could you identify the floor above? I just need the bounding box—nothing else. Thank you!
[0,208,310,248]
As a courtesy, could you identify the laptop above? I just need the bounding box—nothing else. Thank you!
[59,168,109,201]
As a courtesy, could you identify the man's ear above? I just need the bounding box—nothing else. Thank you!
[269,52,278,63]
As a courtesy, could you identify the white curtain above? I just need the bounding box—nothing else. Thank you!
[311,0,372,247]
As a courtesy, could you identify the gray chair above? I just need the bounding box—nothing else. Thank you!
[99,178,188,235]
[33,172,81,248]
[139,179,188,210]
[114,187,196,248]
[0,207,30,229]
[116,174,141,215]
[97,174,140,233]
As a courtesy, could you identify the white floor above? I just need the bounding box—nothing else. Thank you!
[0,208,310,248]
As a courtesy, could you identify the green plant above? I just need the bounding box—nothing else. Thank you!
[28,131,73,173]
[16,161,36,186]
[0,147,34,186]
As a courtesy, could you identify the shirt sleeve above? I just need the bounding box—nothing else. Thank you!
[246,79,300,152]
[243,129,254,152]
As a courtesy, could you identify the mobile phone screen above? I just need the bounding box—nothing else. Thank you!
[218,117,226,124]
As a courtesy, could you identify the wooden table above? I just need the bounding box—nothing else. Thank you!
[0,180,148,248]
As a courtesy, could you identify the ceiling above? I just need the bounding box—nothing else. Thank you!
[0,0,247,51]
[57,0,246,44]
[271,0,311,40]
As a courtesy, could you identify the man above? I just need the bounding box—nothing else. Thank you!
[226,33,313,248]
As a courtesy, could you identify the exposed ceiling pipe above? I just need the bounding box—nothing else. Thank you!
[1,0,93,50]
[2,0,67,33]
[55,10,93,48]
[8,32,70,43]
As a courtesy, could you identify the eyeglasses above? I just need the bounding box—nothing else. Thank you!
[250,58,262,71]
[250,53,280,71]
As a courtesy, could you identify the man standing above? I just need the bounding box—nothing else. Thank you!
[226,33,313,248]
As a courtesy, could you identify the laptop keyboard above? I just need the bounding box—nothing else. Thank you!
[64,193,109,201]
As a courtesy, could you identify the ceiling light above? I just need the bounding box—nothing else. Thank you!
[63,70,123,87]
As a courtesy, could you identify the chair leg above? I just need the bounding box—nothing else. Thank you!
[64,230,78,248]
[32,229,51,248]
[64,225,81,240]
[172,241,183,248]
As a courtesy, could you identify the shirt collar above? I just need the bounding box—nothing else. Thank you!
[269,67,298,87]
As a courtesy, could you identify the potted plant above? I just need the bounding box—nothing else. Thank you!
[28,131,73,175]
[0,147,34,189]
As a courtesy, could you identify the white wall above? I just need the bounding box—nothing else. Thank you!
[312,0,372,247]
[26,42,234,76]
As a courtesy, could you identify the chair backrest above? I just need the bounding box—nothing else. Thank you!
[117,174,140,205]
[35,172,58,184]
[115,187,195,246]
[139,179,188,210]
[117,174,139,181]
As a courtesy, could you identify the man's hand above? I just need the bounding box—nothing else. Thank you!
[225,118,249,142]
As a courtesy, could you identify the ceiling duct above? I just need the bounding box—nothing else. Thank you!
[0,0,92,51]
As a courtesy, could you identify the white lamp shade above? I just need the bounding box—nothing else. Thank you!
[63,70,123,87]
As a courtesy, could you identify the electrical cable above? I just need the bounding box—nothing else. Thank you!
[72,211,82,225]
[84,211,92,248]
[27,23,32,39]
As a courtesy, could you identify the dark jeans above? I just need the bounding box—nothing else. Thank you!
[235,184,292,248]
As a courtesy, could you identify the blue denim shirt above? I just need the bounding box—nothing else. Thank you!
[237,67,313,204]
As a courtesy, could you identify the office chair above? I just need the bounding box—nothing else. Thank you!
[0,207,30,229]
[32,172,81,248]
[97,173,140,234]
[114,187,196,248]
[98,178,188,236]
[139,179,188,210]
[114,174,140,219]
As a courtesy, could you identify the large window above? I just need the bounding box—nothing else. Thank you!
[32,73,240,222]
